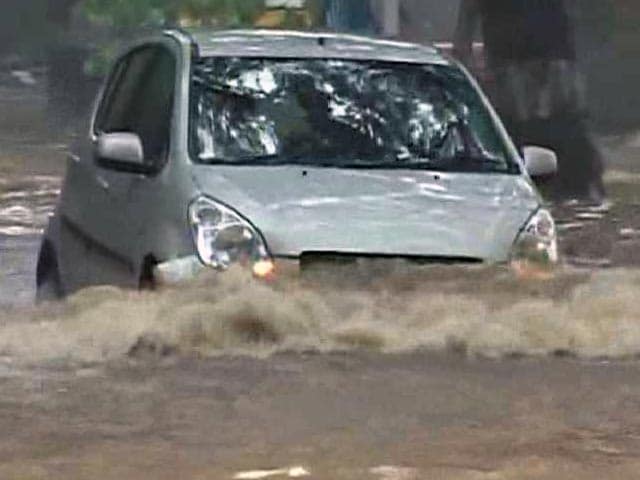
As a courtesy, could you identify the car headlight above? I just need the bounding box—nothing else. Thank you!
[188,196,274,277]
[511,208,558,266]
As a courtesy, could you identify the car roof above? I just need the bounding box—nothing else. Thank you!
[177,29,451,65]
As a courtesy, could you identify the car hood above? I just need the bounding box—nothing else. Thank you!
[192,165,540,262]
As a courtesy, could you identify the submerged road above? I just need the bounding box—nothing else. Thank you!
[1,353,640,479]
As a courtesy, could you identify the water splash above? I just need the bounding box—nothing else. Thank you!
[2,266,640,365]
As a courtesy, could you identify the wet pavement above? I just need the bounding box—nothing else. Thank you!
[0,174,60,306]
[2,352,640,479]
[554,190,640,269]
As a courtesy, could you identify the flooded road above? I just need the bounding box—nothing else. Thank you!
[0,83,65,306]
[3,85,640,478]
[3,352,640,480]
[0,174,60,306]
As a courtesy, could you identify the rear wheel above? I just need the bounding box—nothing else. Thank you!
[35,240,63,303]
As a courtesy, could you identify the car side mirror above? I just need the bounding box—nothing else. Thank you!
[523,146,558,178]
[96,132,145,167]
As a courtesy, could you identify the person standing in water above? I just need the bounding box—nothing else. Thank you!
[454,0,606,203]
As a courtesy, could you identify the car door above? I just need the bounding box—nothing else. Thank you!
[118,42,184,269]
[58,44,176,289]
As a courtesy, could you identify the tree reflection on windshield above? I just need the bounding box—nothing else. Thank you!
[190,57,517,173]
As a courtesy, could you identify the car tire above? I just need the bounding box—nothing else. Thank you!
[139,255,158,291]
[35,240,63,303]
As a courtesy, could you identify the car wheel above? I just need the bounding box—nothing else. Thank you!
[139,255,158,291]
[35,240,63,303]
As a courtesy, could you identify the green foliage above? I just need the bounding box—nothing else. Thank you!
[182,0,266,26]
[84,0,267,30]
[81,0,268,75]
[80,0,323,76]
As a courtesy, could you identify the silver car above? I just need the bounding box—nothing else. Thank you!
[36,29,559,299]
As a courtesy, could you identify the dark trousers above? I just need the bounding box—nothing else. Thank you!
[508,115,605,200]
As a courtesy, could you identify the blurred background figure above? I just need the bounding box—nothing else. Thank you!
[323,0,376,34]
[371,0,401,38]
[323,0,401,38]
[454,0,606,203]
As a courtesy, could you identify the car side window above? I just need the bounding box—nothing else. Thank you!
[94,45,177,171]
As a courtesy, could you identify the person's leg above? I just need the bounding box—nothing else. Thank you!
[543,115,606,202]
[572,118,606,202]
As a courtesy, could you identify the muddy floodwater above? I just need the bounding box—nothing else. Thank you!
[3,85,640,478]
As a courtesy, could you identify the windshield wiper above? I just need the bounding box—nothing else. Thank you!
[198,152,509,172]
[199,154,288,166]
[201,154,400,169]
[426,154,509,172]
[450,154,505,164]
[381,151,509,171]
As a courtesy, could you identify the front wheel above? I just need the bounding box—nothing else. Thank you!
[35,240,63,303]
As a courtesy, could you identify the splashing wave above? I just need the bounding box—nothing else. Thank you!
[2,266,640,365]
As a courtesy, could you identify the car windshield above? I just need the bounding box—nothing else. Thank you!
[190,57,518,173]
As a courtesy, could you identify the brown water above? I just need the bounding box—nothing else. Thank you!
[3,84,640,478]
[3,158,640,363]
[0,265,638,365]
[0,167,639,480]
[2,351,640,480]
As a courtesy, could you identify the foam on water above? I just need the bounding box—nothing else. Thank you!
[1,266,640,365]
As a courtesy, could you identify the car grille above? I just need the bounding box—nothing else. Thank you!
[299,252,483,272]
